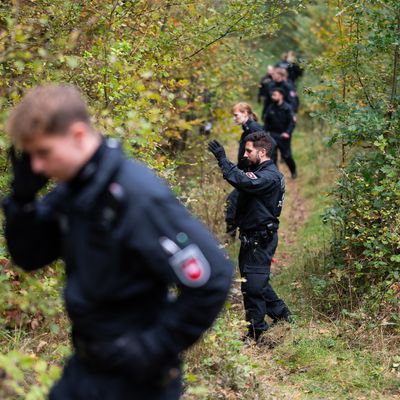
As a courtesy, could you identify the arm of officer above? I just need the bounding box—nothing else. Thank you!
[208,140,277,194]
[2,196,62,271]
[2,148,61,270]
[286,106,296,135]
[122,192,233,370]
[220,159,277,194]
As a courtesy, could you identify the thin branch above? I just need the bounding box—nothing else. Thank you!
[185,11,250,60]
[389,13,400,107]
[354,12,375,109]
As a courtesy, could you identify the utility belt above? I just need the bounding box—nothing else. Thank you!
[239,223,278,248]
[73,333,180,387]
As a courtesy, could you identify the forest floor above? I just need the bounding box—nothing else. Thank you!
[184,125,400,400]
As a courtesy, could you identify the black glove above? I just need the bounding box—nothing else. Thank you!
[9,146,48,203]
[208,140,226,162]
[226,224,237,238]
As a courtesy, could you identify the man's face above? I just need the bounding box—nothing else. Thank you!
[274,73,283,82]
[21,127,85,182]
[271,90,284,103]
[243,141,264,165]
[233,109,248,125]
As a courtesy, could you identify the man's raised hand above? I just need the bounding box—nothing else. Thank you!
[208,140,226,162]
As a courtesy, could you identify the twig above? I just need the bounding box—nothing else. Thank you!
[185,11,250,60]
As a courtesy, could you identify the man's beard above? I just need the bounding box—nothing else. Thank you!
[248,154,261,167]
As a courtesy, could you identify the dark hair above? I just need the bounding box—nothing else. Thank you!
[271,87,285,96]
[244,131,274,158]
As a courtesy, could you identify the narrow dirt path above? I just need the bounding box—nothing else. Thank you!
[238,166,312,399]
[273,166,309,273]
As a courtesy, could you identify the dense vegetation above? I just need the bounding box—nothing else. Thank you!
[282,0,400,328]
[0,0,399,398]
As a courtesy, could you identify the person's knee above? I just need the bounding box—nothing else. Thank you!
[243,273,268,297]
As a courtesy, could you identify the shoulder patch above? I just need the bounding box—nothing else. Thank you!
[168,244,211,288]
[246,172,258,180]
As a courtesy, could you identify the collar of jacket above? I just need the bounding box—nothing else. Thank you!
[254,160,274,171]
[242,119,253,133]
[64,137,123,213]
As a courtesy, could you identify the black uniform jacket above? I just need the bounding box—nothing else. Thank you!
[258,74,273,102]
[3,138,233,375]
[237,119,264,168]
[262,80,298,117]
[264,102,296,136]
[218,158,285,232]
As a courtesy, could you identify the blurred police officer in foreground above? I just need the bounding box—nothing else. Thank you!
[3,85,233,399]
[208,133,291,342]
[264,88,297,179]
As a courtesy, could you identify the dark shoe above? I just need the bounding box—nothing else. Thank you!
[272,308,294,325]
[243,327,267,344]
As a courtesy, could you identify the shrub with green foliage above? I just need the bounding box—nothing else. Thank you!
[295,0,400,324]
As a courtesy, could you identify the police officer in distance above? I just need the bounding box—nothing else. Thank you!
[3,85,233,399]
[208,132,291,342]
[257,65,274,105]
[264,87,297,179]
[261,68,297,120]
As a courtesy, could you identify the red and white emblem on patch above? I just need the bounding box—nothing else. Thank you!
[168,244,211,287]
[246,172,258,180]
[182,257,203,281]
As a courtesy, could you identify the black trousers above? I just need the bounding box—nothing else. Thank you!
[238,232,288,336]
[271,133,296,175]
[226,189,239,228]
[49,354,182,400]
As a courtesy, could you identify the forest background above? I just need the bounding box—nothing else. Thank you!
[0,0,399,399]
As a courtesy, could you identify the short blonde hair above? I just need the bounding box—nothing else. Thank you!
[7,84,90,144]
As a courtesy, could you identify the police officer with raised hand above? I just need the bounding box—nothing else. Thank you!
[264,87,297,179]
[225,103,276,238]
[208,133,291,342]
[3,84,233,400]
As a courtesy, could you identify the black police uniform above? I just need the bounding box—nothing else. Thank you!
[287,62,303,84]
[216,155,290,339]
[275,60,289,69]
[261,80,297,120]
[225,119,273,234]
[257,74,273,104]
[264,101,297,177]
[3,138,233,400]
[285,79,299,114]
[275,60,303,85]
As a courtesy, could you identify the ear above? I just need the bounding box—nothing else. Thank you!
[70,121,89,144]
